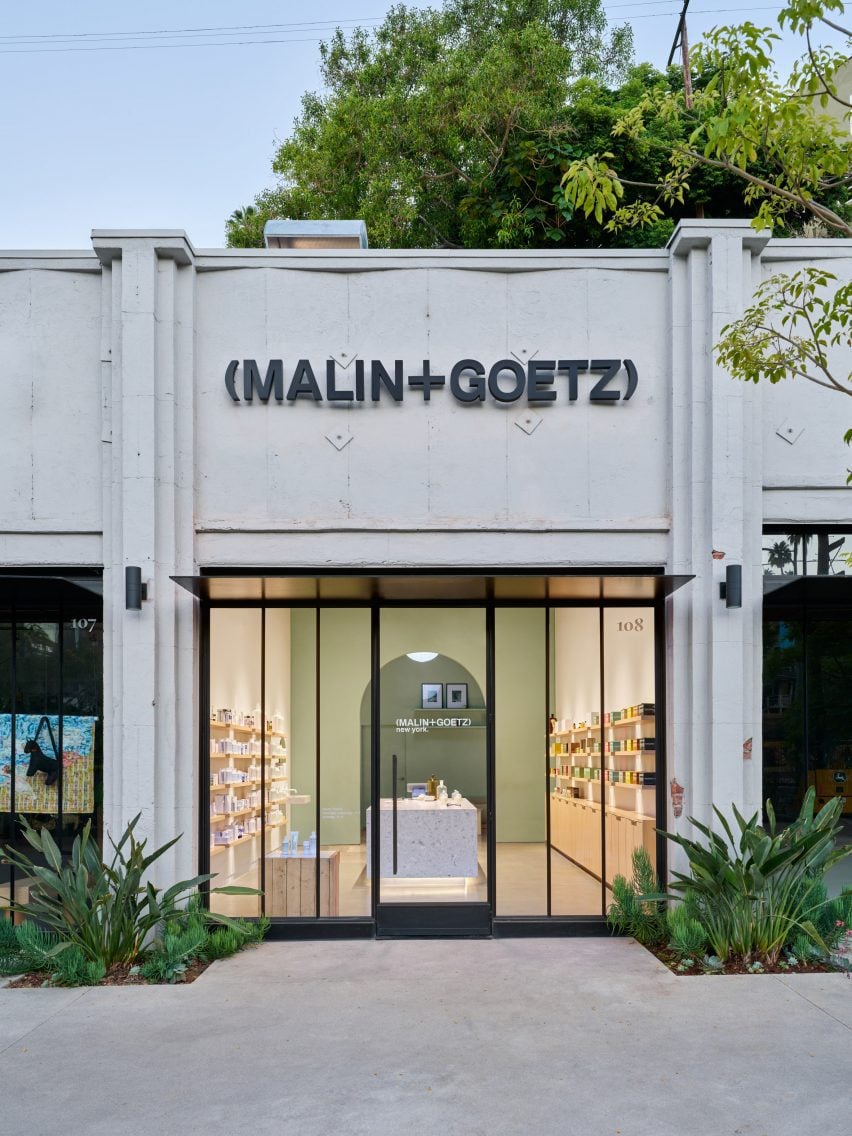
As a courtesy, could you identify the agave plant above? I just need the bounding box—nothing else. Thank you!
[664,790,850,965]
[1,814,255,970]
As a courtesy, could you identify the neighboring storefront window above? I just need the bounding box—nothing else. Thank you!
[763,528,852,823]
[762,613,805,819]
[763,527,851,577]
[0,575,103,918]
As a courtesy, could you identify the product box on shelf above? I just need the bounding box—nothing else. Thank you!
[217,767,248,785]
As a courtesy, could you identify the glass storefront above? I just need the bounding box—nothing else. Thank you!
[0,574,103,918]
[762,527,852,826]
[202,580,664,934]
[763,598,852,820]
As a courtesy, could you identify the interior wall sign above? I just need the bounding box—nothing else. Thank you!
[224,357,638,405]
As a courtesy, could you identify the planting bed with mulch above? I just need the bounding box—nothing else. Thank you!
[5,958,212,988]
[649,945,846,975]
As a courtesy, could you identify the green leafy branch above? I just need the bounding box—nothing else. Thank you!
[716,270,852,398]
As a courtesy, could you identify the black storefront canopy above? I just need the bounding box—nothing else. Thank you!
[764,574,852,607]
[171,571,693,603]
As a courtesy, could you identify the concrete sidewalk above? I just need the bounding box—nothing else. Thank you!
[1,937,849,1136]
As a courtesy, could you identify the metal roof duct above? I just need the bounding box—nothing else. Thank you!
[263,220,368,249]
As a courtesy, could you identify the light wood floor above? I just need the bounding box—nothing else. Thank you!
[211,840,612,919]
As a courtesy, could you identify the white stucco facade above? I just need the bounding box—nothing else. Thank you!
[1,220,849,889]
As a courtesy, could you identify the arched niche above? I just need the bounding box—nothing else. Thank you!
[359,653,486,808]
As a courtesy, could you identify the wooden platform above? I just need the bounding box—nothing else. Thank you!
[264,850,340,916]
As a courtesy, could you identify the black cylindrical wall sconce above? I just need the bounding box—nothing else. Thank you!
[720,564,742,608]
[125,566,147,610]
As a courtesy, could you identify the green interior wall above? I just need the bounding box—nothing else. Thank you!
[288,609,317,846]
[495,608,546,842]
[291,605,547,847]
[319,608,371,845]
[369,653,486,801]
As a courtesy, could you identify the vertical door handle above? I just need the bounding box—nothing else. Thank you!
[392,753,398,875]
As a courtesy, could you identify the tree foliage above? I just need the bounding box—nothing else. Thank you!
[228,1,771,250]
[559,0,851,470]
[716,269,851,399]
[229,0,635,249]
[561,8,851,239]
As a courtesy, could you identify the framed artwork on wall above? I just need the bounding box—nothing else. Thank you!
[446,683,468,709]
[421,683,443,709]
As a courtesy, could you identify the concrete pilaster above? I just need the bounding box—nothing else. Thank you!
[93,232,197,885]
[668,222,768,858]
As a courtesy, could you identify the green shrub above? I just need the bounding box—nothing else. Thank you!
[821,888,852,952]
[663,790,851,966]
[607,847,666,945]
[200,927,244,961]
[237,914,271,945]
[667,901,708,958]
[50,945,107,987]
[7,922,64,974]
[137,894,270,981]
[0,814,258,971]
[140,921,209,984]
[0,917,23,974]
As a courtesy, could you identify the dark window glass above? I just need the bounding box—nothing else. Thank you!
[762,614,805,820]
[763,529,851,577]
[806,614,852,810]
[0,577,103,918]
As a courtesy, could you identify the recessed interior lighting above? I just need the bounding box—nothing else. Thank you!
[406,651,438,663]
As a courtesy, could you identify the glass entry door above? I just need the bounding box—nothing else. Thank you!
[374,607,490,936]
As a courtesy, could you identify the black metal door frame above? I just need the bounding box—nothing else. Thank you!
[197,584,668,939]
[373,603,493,938]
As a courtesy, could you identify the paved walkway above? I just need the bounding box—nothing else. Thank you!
[2,938,849,1136]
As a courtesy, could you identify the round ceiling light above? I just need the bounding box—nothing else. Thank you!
[406,651,438,663]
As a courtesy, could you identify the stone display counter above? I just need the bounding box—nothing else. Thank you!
[366,797,479,879]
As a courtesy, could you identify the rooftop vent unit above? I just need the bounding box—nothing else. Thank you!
[263,220,368,249]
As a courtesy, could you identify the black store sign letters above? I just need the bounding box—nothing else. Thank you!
[225,358,638,406]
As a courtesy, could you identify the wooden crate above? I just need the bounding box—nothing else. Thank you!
[0,876,36,925]
[264,850,340,917]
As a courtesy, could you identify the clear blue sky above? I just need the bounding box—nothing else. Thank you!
[0,1,845,249]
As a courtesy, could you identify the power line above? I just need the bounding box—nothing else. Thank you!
[0,7,786,54]
[0,18,385,43]
[0,36,337,55]
[603,0,698,8]
[610,6,782,21]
